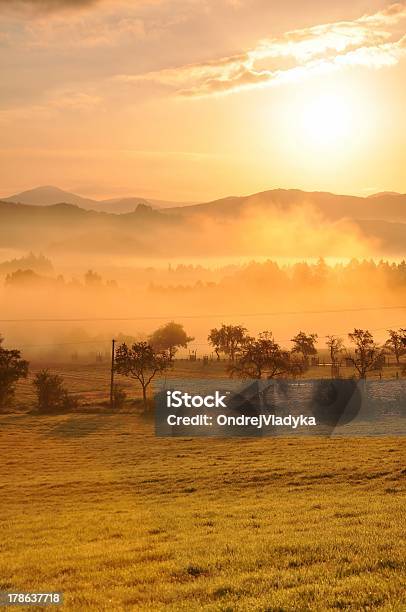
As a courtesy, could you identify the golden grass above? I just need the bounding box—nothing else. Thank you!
[0,412,405,610]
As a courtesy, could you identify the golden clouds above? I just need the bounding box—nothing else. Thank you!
[122,2,406,97]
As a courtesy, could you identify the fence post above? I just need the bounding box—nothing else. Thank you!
[110,339,116,409]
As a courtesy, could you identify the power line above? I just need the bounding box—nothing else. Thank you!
[0,304,405,323]
[12,340,111,349]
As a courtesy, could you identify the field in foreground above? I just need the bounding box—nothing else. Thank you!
[0,414,405,611]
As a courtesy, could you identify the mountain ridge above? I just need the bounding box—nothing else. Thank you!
[2,185,195,213]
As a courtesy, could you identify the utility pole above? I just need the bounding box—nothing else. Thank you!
[110,339,116,409]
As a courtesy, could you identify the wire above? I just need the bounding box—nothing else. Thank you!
[0,304,405,323]
[15,340,111,349]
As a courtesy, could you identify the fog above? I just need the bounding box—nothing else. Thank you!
[1,194,405,360]
[1,249,405,361]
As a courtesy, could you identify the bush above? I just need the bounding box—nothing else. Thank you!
[33,369,78,413]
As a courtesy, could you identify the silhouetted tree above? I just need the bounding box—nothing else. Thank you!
[326,335,345,364]
[291,331,318,363]
[5,269,42,286]
[385,328,406,365]
[208,324,248,362]
[230,331,304,379]
[0,337,29,411]
[114,342,171,408]
[346,329,385,379]
[149,321,193,360]
[84,269,102,287]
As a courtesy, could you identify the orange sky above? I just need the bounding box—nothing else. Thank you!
[0,0,405,202]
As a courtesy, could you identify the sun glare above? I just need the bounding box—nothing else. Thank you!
[301,92,352,147]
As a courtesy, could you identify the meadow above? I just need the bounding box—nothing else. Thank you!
[10,358,406,411]
[0,398,405,610]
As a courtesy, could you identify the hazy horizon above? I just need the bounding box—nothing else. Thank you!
[2,183,406,205]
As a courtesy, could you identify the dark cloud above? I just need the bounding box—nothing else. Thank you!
[0,0,100,14]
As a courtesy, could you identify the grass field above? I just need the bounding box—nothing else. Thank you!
[0,411,405,611]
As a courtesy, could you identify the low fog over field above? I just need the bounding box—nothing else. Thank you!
[1,187,405,359]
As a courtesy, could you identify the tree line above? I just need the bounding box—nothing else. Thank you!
[0,323,405,412]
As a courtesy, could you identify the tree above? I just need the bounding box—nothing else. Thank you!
[385,328,406,365]
[114,342,172,408]
[84,269,102,287]
[208,324,248,362]
[347,329,385,379]
[230,332,304,379]
[326,335,345,365]
[0,337,29,411]
[33,369,78,413]
[291,331,318,364]
[149,322,193,360]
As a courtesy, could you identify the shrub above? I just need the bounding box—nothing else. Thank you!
[113,385,127,409]
[33,369,78,413]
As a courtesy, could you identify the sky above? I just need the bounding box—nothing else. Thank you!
[0,0,405,202]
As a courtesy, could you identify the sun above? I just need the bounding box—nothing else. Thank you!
[301,92,353,148]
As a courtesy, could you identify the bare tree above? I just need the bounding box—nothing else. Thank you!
[208,324,248,362]
[326,335,345,364]
[346,329,385,379]
[114,342,172,408]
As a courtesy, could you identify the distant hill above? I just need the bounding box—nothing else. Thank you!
[3,186,97,209]
[367,191,404,199]
[2,185,195,213]
[165,188,406,223]
[1,187,406,257]
[0,200,180,255]
[99,196,195,212]
[96,197,152,214]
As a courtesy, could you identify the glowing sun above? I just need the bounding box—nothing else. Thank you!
[301,92,353,147]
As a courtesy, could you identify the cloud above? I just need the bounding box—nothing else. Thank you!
[0,0,159,15]
[25,14,146,48]
[120,2,406,97]
[0,0,100,13]
[0,90,101,125]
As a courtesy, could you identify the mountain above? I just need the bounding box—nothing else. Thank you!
[1,188,405,257]
[3,186,98,209]
[96,197,152,214]
[165,188,406,223]
[367,191,404,199]
[3,185,194,213]
[5,186,406,221]
[0,201,180,255]
[98,197,195,213]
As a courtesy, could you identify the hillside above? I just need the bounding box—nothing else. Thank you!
[3,186,97,209]
[1,188,406,256]
[0,201,179,254]
[165,189,406,223]
[2,186,193,214]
